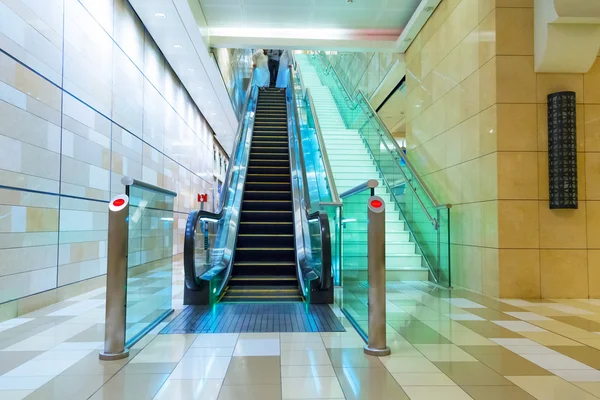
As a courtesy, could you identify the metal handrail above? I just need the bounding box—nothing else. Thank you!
[288,66,332,292]
[340,179,379,199]
[313,52,447,227]
[305,88,341,205]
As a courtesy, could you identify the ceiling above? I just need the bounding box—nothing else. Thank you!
[198,0,421,30]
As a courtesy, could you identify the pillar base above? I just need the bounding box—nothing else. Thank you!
[99,349,129,361]
[364,345,391,357]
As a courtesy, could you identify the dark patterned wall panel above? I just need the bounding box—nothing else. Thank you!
[548,91,578,209]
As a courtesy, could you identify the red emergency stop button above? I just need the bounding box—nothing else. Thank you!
[109,194,129,212]
[370,199,383,208]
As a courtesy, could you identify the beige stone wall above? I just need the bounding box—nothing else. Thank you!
[0,0,216,318]
[405,0,500,296]
[406,0,600,299]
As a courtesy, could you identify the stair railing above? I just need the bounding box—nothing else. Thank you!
[309,52,452,287]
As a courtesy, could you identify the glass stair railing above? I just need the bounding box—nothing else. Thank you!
[295,52,451,287]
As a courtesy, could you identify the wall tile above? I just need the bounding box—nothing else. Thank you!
[587,202,600,249]
[586,152,600,200]
[540,250,588,298]
[496,7,533,56]
[0,0,63,85]
[497,104,537,151]
[589,250,600,298]
[537,73,584,104]
[498,200,539,248]
[497,152,538,199]
[584,56,600,104]
[539,201,587,249]
[584,104,600,151]
[496,56,536,103]
[499,249,540,298]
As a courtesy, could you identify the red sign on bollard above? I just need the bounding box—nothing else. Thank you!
[198,193,208,203]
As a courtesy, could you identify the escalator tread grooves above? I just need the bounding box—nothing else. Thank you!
[224,89,300,303]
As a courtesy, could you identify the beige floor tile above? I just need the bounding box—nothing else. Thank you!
[401,385,473,400]
[59,351,133,376]
[471,352,553,376]
[153,378,222,400]
[549,346,600,369]
[185,347,234,357]
[87,371,169,400]
[218,384,282,400]
[0,351,43,375]
[335,367,409,399]
[130,334,196,363]
[122,362,178,374]
[520,331,584,346]
[392,372,456,386]
[25,374,111,400]
[461,385,536,400]
[438,329,499,346]
[223,356,280,385]
[507,376,599,400]
[434,361,513,385]
[282,376,344,399]
[326,348,384,368]
[380,356,441,373]
[414,344,479,362]
[575,382,600,397]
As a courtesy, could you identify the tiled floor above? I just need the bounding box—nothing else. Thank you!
[4,267,600,399]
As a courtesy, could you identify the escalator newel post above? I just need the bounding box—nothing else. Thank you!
[364,195,391,357]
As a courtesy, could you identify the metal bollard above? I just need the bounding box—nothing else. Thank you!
[99,194,130,360]
[364,195,391,357]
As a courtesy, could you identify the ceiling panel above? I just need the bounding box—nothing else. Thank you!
[198,0,420,31]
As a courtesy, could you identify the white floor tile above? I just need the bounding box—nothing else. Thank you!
[191,334,239,348]
[504,312,552,321]
[550,369,600,382]
[281,350,332,366]
[168,357,231,379]
[492,321,547,332]
[444,313,484,321]
[185,347,234,357]
[402,385,472,400]
[0,390,34,400]
[440,298,485,309]
[233,338,280,356]
[521,354,593,370]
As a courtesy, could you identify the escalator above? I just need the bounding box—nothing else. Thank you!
[223,88,300,302]
[183,72,334,305]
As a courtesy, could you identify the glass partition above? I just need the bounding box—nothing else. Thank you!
[339,188,371,338]
[292,64,342,285]
[125,183,175,346]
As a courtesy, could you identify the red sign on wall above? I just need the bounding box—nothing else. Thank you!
[198,193,208,203]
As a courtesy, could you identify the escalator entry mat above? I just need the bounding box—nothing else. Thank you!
[160,303,346,333]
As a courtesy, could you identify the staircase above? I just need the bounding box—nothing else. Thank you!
[296,55,428,281]
[222,88,302,302]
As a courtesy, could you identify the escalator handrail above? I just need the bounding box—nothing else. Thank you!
[184,74,257,291]
[288,67,332,291]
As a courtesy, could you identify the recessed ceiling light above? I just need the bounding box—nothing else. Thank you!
[174,44,183,49]
[154,12,166,18]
